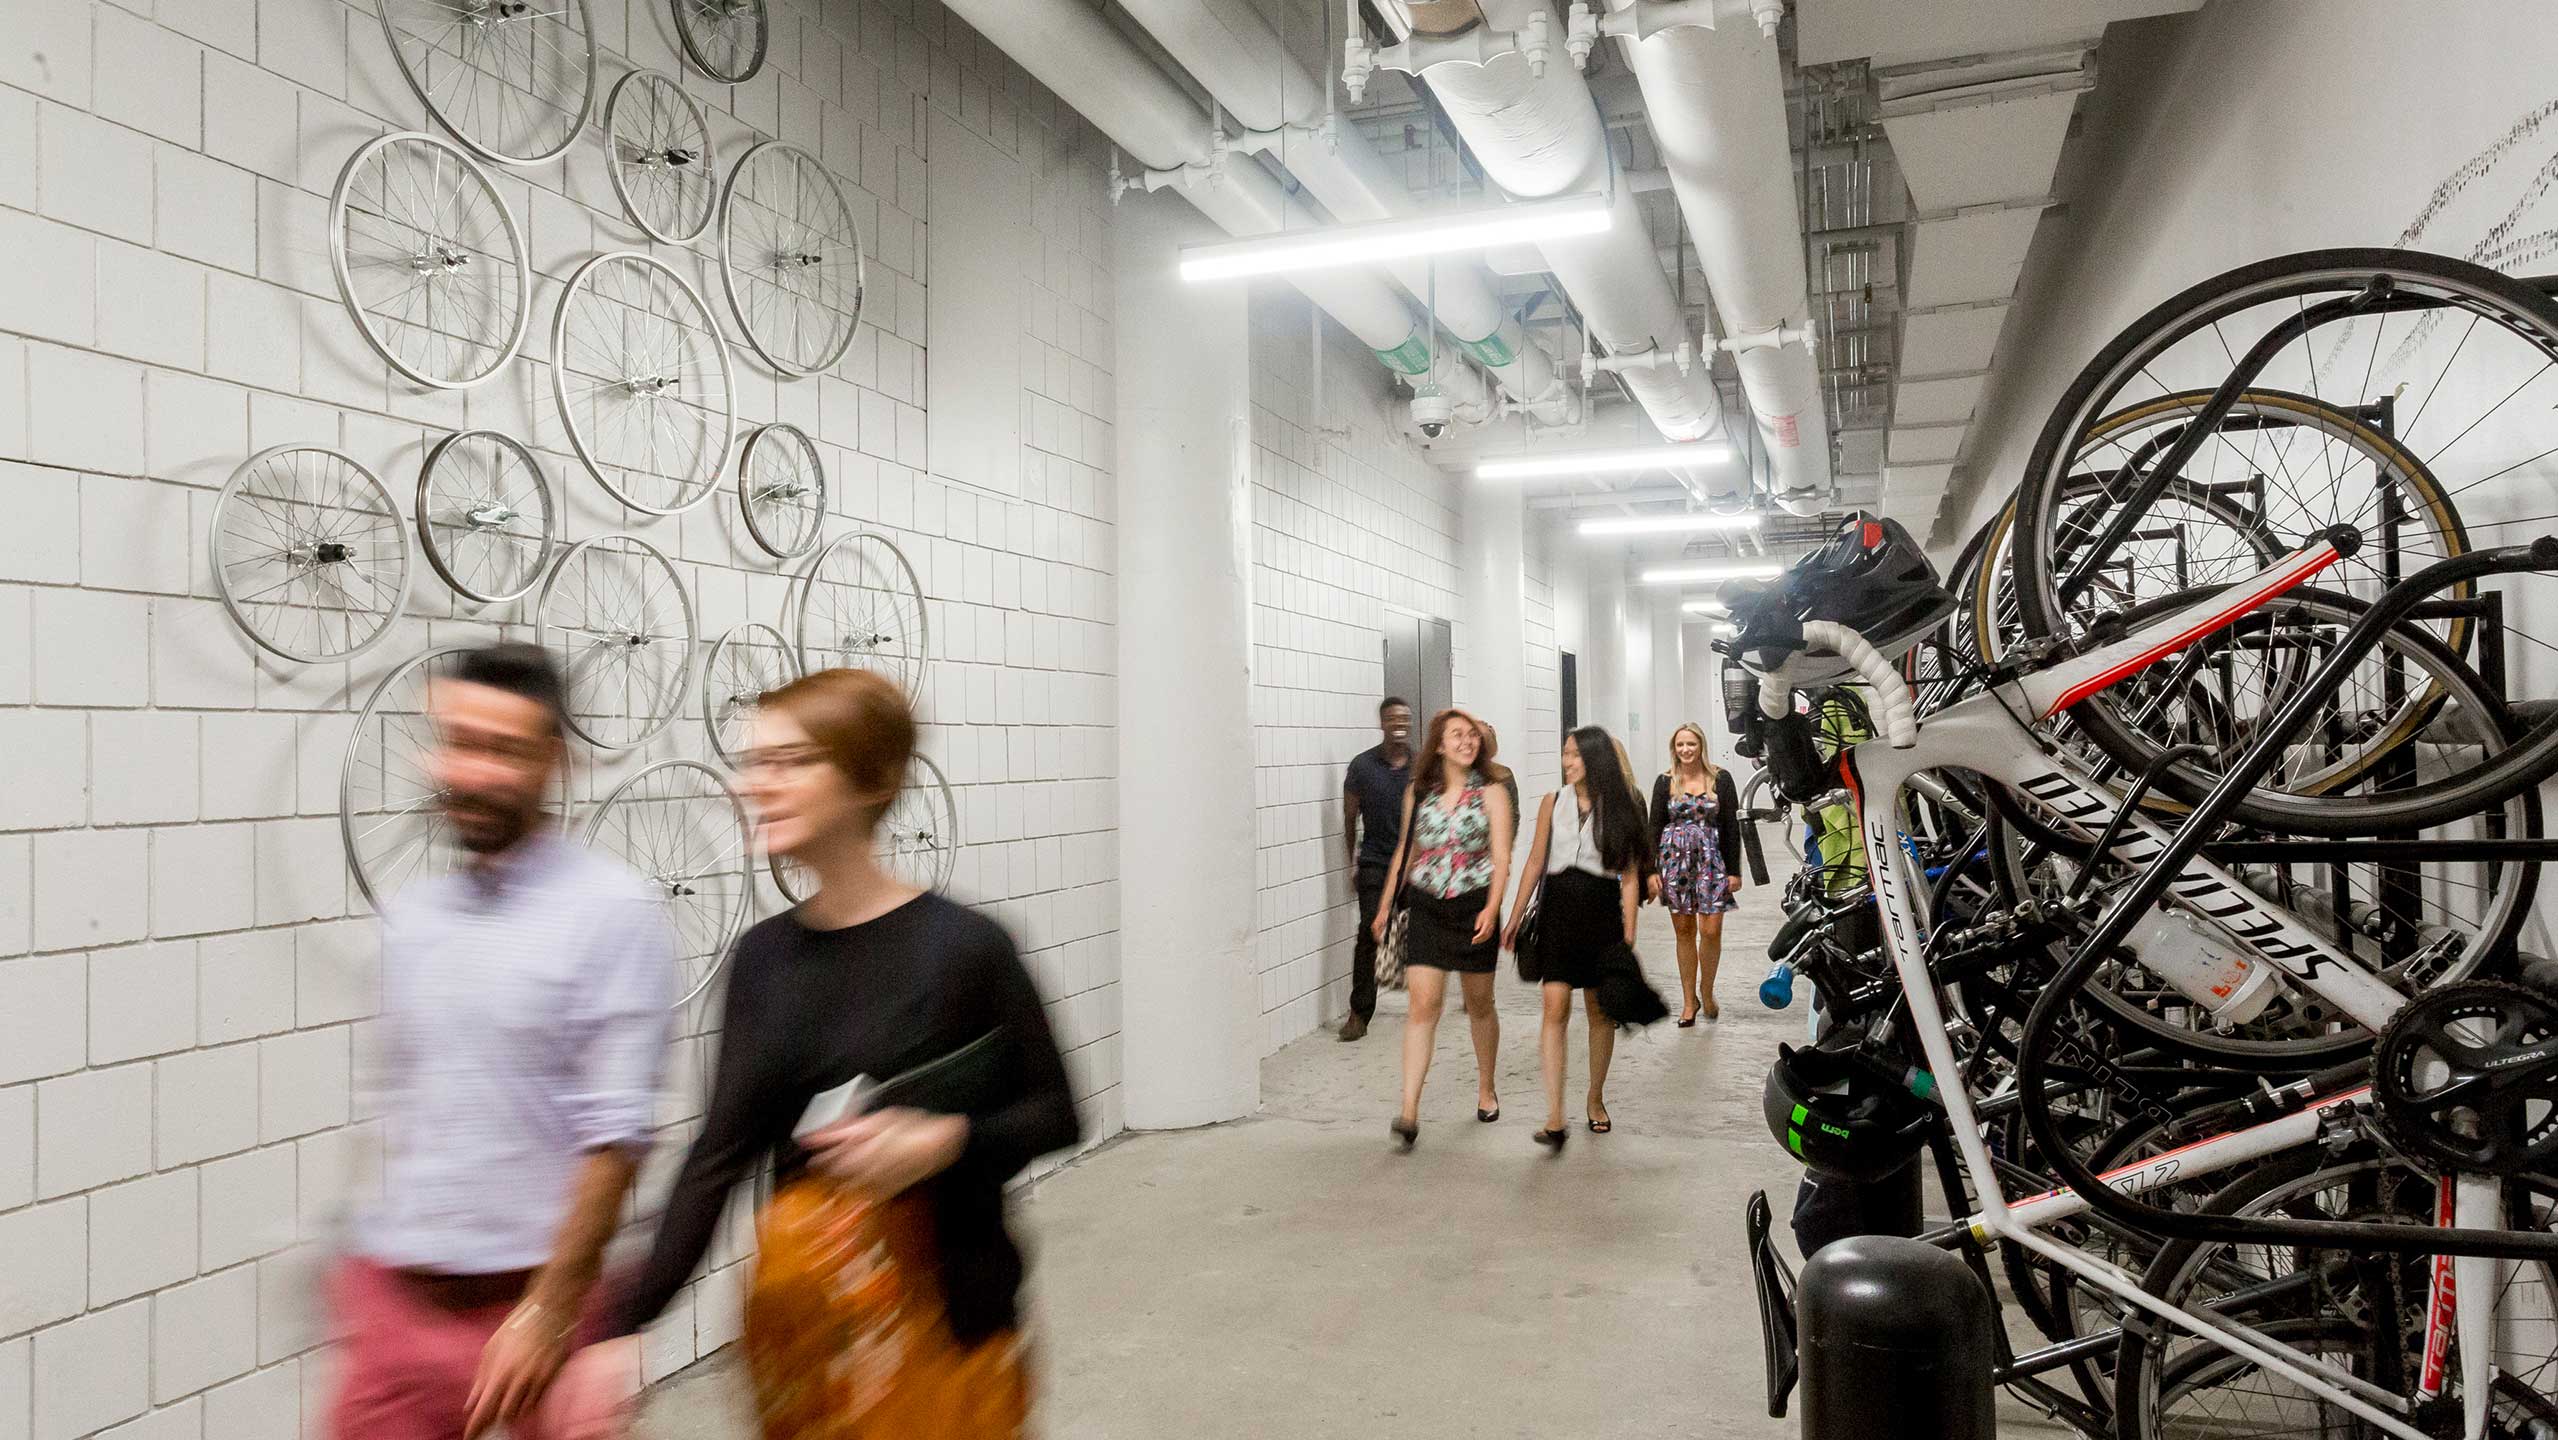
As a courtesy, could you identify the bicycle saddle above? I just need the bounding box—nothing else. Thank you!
[1721,514,1959,683]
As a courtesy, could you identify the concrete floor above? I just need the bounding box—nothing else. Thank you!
[635,891,1848,1440]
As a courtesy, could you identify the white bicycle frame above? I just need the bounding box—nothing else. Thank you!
[1772,539,2510,1440]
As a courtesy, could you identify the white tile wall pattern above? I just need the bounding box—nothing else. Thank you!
[0,0,1126,1424]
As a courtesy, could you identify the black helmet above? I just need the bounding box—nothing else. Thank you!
[1721,514,1958,683]
[1763,1040,1934,1183]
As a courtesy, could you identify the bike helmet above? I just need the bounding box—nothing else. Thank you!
[1722,514,1958,684]
[1762,1040,1934,1184]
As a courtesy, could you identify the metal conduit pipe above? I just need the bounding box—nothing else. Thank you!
[1385,0,1736,491]
[1113,0,1577,426]
[1608,7,1836,513]
[936,0,1499,422]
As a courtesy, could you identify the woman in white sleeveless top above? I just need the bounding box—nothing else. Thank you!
[1502,726,1648,1150]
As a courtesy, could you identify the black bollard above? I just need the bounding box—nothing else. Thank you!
[1797,1234,1996,1440]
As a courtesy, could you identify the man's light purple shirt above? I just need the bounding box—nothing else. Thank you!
[359,833,676,1274]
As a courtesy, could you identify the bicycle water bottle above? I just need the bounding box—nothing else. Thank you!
[1760,959,1795,1009]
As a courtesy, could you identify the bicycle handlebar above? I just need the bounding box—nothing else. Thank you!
[1755,621,1919,747]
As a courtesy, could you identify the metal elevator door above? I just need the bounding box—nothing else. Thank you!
[1380,612,1453,723]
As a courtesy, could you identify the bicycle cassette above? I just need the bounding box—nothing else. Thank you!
[2372,980,2558,1176]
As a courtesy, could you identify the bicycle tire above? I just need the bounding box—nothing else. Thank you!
[2113,1149,2558,1440]
[1984,596,2542,1067]
[2012,249,2558,831]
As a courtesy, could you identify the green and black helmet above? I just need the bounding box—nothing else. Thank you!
[1762,1041,1933,1183]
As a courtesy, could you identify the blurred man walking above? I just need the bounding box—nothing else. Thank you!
[330,643,674,1440]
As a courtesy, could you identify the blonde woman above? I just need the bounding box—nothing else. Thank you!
[1647,724,1742,1024]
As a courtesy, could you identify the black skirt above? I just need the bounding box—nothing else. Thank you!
[1403,887,1497,974]
[1535,867,1624,990]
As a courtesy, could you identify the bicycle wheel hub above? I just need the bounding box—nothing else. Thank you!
[465,501,519,528]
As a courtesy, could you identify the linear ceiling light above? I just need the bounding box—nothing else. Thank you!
[1476,442,1733,480]
[1578,512,1763,538]
[1178,193,1613,282]
[1640,560,1786,584]
[1681,600,1732,615]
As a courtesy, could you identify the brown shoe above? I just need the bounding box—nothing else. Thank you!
[1338,1014,1369,1041]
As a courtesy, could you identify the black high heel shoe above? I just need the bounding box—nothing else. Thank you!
[1477,1104,1501,1123]
[1532,1127,1568,1153]
[1390,1117,1419,1150]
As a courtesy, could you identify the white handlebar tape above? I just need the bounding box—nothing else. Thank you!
[1802,621,1919,747]
[1754,622,1921,748]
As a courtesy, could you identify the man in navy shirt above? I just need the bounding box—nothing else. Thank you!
[1339,697,1414,1040]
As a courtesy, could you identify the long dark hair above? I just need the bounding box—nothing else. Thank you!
[1567,725,1647,875]
[1411,708,1493,800]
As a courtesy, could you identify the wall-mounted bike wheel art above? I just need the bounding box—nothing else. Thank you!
[585,758,753,1007]
[211,446,413,663]
[534,533,699,750]
[415,430,557,604]
[719,141,865,378]
[769,752,958,902]
[792,531,926,698]
[552,251,737,514]
[603,70,716,245]
[736,421,826,559]
[329,132,531,390]
[701,621,797,766]
[671,0,769,84]
[377,0,598,166]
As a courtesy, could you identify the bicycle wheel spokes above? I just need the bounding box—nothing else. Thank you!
[671,0,767,83]
[378,0,596,165]
[603,70,715,244]
[331,132,531,389]
[553,251,736,514]
[342,646,464,910]
[536,533,698,749]
[719,141,864,378]
[416,429,555,603]
[736,421,826,558]
[793,532,927,696]
[2011,252,2558,829]
[584,758,750,1006]
[879,754,958,891]
[213,445,412,663]
[700,621,796,766]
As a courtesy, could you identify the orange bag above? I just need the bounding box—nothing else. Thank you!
[743,1179,1030,1440]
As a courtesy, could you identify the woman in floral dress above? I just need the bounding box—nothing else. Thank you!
[1648,724,1742,1024]
[1372,708,1515,1148]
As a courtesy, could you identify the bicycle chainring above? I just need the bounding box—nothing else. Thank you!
[2372,979,2558,1176]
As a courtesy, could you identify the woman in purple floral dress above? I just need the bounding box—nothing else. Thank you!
[1647,724,1742,1025]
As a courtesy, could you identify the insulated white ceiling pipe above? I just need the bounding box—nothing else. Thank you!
[935,0,1498,422]
[1112,0,1576,425]
[1389,1,1735,488]
[1610,12,1835,514]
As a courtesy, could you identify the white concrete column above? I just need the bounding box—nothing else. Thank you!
[1113,194,1258,1129]
[1588,550,1629,739]
[1623,589,1653,756]
[1646,589,1687,773]
[1460,476,1528,758]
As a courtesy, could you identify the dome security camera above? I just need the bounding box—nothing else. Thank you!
[1411,392,1453,440]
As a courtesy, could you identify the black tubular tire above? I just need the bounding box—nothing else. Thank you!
[2010,248,2558,835]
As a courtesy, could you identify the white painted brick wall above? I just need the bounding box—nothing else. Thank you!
[3,0,1134,1422]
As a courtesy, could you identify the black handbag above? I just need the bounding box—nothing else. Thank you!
[1512,881,1546,983]
[1594,941,1669,1027]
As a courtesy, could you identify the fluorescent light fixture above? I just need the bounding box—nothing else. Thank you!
[1682,600,1731,616]
[1578,511,1763,538]
[1179,194,1613,282]
[1640,560,1786,585]
[1476,442,1733,480]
